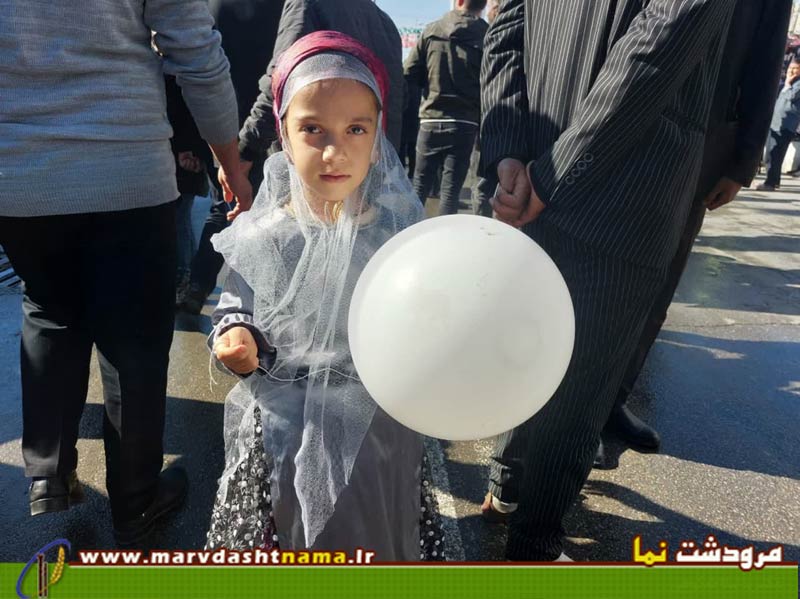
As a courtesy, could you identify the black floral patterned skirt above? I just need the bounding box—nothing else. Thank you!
[206,407,446,561]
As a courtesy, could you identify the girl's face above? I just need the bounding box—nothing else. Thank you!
[284,78,380,209]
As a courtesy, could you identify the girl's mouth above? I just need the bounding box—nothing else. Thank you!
[320,174,351,183]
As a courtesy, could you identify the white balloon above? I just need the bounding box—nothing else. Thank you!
[348,214,575,440]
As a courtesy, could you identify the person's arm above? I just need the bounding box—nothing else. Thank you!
[527,0,734,208]
[403,29,427,90]
[478,0,536,223]
[237,0,316,163]
[725,0,792,187]
[479,0,529,174]
[209,269,276,377]
[145,0,252,211]
[146,0,237,147]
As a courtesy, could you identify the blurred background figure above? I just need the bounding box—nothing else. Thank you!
[165,75,212,304]
[179,0,286,314]
[756,55,800,192]
[472,0,500,218]
[400,78,422,179]
[404,0,488,214]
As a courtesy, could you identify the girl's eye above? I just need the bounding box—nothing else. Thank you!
[349,126,367,135]
[301,125,321,134]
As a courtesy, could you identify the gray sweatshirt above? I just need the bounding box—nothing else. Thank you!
[0,0,239,217]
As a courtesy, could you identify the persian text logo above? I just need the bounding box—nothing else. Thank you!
[16,539,71,599]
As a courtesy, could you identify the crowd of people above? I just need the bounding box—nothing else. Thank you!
[0,0,794,562]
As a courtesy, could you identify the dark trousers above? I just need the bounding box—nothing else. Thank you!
[763,128,794,187]
[488,221,666,560]
[614,197,706,408]
[0,202,177,521]
[189,184,228,296]
[412,121,478,215]
[400,121,419,179]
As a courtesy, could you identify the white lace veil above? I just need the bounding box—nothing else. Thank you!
[212,51,423,547]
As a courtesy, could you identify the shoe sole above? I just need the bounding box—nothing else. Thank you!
[30,496,70,516]
[113,485,188,547]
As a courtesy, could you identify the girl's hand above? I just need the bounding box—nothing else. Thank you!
[214,326,259,374]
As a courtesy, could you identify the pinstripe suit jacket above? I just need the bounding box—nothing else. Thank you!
[480,0,736,267]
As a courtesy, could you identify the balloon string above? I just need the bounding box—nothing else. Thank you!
[262,366,361,384]
[208,352,221,392]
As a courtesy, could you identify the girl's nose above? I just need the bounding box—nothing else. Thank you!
[322,139,346,163]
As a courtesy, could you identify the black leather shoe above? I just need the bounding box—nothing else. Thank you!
[593,438,606,468]
[113,466,188,547]
[29,470,85,516]
[607,404,661,450]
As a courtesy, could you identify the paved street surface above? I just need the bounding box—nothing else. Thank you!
[1,177,798,564]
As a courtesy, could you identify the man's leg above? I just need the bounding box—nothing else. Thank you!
[438,124,478,215]
[183,159,266,313]
[186,185,228,305]
[607,197,707,446]
[0,216,93,484]
[412,123,445,206]
[497,221,666,560]
[85,202,177,522]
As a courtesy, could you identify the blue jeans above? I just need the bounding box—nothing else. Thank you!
[412,121,478,215]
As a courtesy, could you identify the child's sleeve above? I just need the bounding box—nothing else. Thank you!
[208,269,277,377]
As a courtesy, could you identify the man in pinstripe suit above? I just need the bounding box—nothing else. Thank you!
[479,0,735,560]
[599,0,792,462]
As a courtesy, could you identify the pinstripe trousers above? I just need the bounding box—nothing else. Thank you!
[488,220,667,560]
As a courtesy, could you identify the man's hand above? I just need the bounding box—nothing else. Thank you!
[213,326,259,375]
[490,158,546,227]
[704,176,742,211]
[218,160,254,222]
[178,151,203,173]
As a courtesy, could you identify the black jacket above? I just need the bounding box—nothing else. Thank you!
[209,0,286,128]
[481,0,735,268]
[696,0,791,194]
[404,10,488,124]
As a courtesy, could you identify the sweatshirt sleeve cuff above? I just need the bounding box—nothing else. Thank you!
[208,313,277,377]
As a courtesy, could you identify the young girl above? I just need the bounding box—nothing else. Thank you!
[205,32,445,561]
